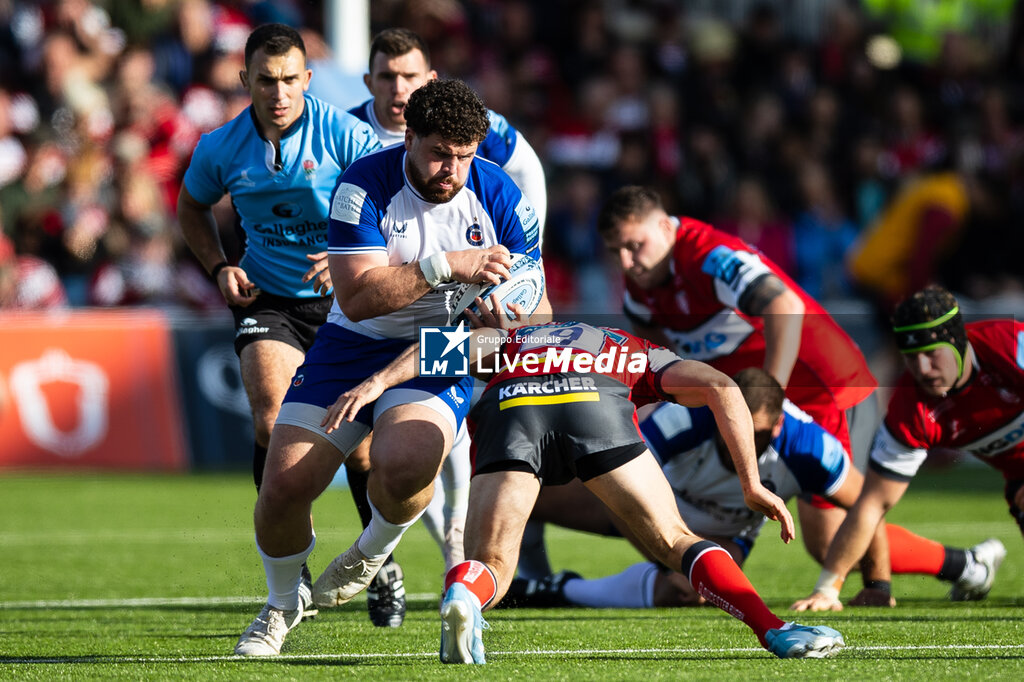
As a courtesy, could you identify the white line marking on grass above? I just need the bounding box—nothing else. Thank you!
[0,594,441,609]
[3,644,1024,665]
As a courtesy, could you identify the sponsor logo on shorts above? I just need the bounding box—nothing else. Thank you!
[236,317,270,336]
[497,376,600,410]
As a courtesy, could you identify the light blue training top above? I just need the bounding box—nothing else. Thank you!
[183,94,381,298]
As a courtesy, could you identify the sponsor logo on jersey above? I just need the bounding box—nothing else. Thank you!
[964,410,1024,458]
[272,202,303,218]
[466,224,484,246]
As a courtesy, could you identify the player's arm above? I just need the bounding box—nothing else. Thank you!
[824,467,896,607]
[329,247,513,322]
[177,186,258,304]
[739,274,804,388]
[321,298,527,431]
[792,468,910,611]
[659,360,795,543]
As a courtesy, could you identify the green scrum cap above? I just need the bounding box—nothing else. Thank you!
[892,304,967,377]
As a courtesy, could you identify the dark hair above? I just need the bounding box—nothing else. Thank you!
[733,368,784,419]
[404,79,490,145]
[891,285,967,364]
[892,285,959,328]
[369,28,430,71]
[244,24,306,70]
[596,185,664,235]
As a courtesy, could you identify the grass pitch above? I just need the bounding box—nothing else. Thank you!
[0,465,1021,680]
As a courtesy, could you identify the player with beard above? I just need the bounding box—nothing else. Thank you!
[232,78,549,656]
[348,27,549,580]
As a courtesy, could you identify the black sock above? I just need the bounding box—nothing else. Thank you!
[937,547,968,581]
[253,443,267,491]
[346,467,374,528]
[345,466,395,567]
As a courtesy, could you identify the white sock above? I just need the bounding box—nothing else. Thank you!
[420,477,446,551]
[258,535,315,612]
[563,562,659,608]
[358,498,423,559]
[442,425,472,569]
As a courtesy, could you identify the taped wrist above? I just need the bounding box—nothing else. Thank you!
[419,252,452,288]
[814,569,845,601]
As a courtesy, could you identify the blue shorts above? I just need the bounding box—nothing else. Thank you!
[282,324,473,431]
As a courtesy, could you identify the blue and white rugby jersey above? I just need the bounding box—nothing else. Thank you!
[349,100,546,232]
[183,95,380,298]
[326,144,541,339]
[641,400,850,538]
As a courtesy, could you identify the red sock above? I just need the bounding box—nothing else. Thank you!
[444,560,498,609]
[684,541,784,646]
[886,524,945,575]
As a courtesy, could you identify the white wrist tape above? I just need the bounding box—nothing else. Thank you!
[419,252,452,288]
[814,569,844,601]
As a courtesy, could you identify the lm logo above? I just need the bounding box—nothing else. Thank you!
[419,323,472,377]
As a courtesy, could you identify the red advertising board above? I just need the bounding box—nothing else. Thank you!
[0,310,187,471]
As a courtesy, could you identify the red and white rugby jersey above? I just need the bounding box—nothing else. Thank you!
[879,320,1024,481]
[484,321,682,408]
[623,217,876,417]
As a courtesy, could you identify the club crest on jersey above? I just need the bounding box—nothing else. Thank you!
[303,159,316,179]
[465,224,484,246]
[292,374,304,387]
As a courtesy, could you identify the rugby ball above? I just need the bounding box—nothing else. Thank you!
[448,253,545,324]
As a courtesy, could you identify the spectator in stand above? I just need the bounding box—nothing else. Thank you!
[792,160,858,299]
[0,232,67,310]
[717,176,795,278]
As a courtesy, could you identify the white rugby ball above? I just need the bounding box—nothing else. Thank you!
[448,253,545,324]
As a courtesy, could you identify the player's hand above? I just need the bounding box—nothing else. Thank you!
[742,483,795,544]
[790,591,844,612]
[849,587,897,608]
[216,265,260,306]
[447,245,511,286]
[321,376,386,433]
[465,296,536,330]
[303,251,332,295]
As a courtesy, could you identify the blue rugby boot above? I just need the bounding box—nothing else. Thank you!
[439,583,488,664]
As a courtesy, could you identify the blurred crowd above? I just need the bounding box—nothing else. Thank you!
[2,0,1023,315]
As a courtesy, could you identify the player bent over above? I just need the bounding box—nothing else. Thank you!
[325,305,845,662]
[793,285,1016,611]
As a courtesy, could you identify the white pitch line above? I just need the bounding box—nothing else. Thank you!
[2,644,1023,665]
[0,594,442,609]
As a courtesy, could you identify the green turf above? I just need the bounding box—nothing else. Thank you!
[0,465,1021,680]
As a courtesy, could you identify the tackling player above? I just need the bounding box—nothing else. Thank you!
[501,369,1000,610]
[793,285,1018,611]
[325,310,845,662]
